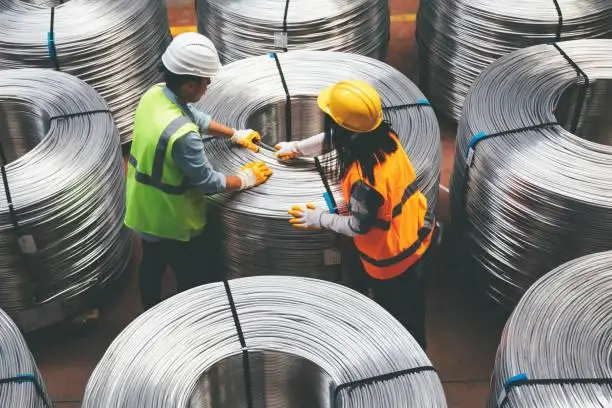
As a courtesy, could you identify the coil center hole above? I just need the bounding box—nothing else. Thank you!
[189,350,333,407]
[555,78,612,146]
[246,96,326,150]
[0,100,48,164]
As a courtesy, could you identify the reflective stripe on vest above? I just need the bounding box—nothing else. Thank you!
[369,179,421,231]
[357,209,435,268]
[128,116,191,195]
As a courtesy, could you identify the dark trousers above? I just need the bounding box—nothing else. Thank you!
[367,259,427,350]
[139,228,219,310]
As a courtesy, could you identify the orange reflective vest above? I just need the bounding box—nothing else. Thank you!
[341,134,434,280]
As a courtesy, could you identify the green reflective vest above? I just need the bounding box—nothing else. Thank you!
[125,85,206,241]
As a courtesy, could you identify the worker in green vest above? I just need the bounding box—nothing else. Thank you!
[125,32,272,310]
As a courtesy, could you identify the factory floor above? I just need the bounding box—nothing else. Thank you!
[26,0,509,407]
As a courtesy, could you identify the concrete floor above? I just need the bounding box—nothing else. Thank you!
[26,0,511,407]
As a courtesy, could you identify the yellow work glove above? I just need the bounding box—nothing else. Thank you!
[274,141,301,161]
[288,203,325,230]
[231,129,262,153]
[238,161,272,190]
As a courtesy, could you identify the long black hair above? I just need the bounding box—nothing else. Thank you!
[322,114,398,185]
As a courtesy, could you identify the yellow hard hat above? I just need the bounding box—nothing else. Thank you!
[317,79,383,133]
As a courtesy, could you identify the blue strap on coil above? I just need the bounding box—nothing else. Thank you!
[0,374,51,408]
[47,7,60,70]
[497,372,612,407]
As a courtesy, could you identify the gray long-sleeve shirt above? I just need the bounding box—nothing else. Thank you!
[138,87,228,242]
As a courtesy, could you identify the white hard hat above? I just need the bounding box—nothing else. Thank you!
[162,32,221,78]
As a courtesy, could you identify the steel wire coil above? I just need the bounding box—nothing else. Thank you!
[0,68,131,331]
[0,0,172,143]
[449,39,612,308]
[83,276,447,407]
[488,250,612,407]
[416,0,612,120]
[196,0,390,64]
[196,51,440,282]
[0,308,50,408]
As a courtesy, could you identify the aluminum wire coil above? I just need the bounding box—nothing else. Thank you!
[449,39,612,309]
[196,50,440,282]
[488,250,612,407]
[83,276,447,407]
[0,308,50,408]
[0,0,172,143]
[416,0,612,120]
[196,0,390,64]
[0,68,131,330]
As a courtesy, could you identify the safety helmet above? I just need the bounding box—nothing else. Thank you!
[317,80,383,133]
[162,32,221,78]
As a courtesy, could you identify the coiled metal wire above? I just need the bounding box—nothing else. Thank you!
[197,51,440,282]
[83,276,447,407]
[450,39,612,308]
[0,308,50,408]
[488,250,612,407]
[0,0,172,143]
[0,68,131,331]
[196,0,390,64]
[416,0,612,120]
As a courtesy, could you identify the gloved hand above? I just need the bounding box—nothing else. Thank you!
[231,129,262,153]
[238,161,272,190]
[274,141,301,161]
[288,203,325,230]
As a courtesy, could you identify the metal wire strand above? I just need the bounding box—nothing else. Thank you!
[0,308,50,408]
[196,50,441,283]
[0,68,131,331]
[449,39,612,309]
[196,0,390,64]
[416,0,612,120]
[83,276,447,407]
[488,250,612,407]
[0,0,172,143]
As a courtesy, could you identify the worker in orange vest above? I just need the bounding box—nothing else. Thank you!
[276,80,435,350]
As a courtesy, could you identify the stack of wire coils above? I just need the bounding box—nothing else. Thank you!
[0,307,51,408]
[197,50,440,283]
[449,39,612,308]
[196,0,390,64]
[0,0,171,143]
[0,69,131,331]
[416,0,612,120]
[83,276,448,407]
[489,250,612,407]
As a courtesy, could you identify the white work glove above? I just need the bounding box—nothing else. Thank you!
[237,161,272,190]
[274,141,301,161]
[288,203,326,230]
[231,129,262,153]
[274,132,326,161]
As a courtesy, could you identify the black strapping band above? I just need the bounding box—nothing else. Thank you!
[0,139,37,300]
[49,109,112,122]
[0,375,51,408]
[333,365,437,406]
[552,0,563,41]
[48,7,60,71]
[270,52,293,142]
[222,280,254,408]
[282,0,290,52]
[553,42,590,134]
[498,373,612,407]
[382,100,432,111]
[314,157,338,214]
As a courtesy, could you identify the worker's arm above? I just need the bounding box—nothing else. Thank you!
[187,104,261,152]
[288,181,383,236]
[275,132,326,160]
[172,132,269,193]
